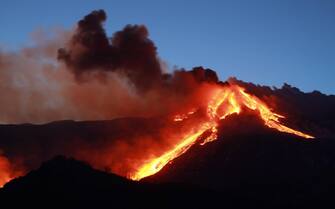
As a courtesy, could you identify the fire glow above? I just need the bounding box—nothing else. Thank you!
[130,84,314,181]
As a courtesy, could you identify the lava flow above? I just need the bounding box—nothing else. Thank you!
[130,84,314,181]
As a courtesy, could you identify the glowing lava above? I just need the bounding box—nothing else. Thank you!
[131,84,314,180]
[0,155,15,188]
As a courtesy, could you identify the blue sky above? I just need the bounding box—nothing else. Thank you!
[1,0,334,94]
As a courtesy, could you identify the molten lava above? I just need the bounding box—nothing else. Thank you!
[130,84,314,180]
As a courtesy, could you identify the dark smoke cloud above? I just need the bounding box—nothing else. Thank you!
[58,10,162,91]
[57,10,219,93]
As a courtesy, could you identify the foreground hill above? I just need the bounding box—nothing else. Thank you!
[0,156,224,208]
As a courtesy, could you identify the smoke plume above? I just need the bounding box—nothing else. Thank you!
[58,10,163,92]
[0,10,218,124]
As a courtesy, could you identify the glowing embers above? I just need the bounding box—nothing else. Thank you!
[173,109,196,122]
[130,84,314,181]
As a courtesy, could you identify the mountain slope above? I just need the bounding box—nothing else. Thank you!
[1,83,335,208]
[144,112,335,208]
[1,114,335,208]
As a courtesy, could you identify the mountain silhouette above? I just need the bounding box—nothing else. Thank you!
[0,156,225,208]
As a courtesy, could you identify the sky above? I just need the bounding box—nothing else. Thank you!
[1,0,334,94]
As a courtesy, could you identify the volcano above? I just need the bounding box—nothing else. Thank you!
[0,81,335,208]
[1,9,335,209]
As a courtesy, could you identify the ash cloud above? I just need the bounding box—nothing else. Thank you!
[58,10,162,92]
[57,10,218,92]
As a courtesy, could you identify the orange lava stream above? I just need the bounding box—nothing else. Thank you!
[130,123,213,180]
[131,84,314,181]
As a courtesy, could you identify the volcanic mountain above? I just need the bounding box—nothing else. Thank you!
[1,9,335,209]
[0,81,335,208]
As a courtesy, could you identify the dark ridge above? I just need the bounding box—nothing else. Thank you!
[1,155,133,192]
[0,156,224,209]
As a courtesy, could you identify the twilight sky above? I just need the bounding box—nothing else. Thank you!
[1,0,334,94]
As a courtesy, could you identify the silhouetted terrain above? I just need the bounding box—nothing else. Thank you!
[1,128,335,209]
[0,156,224,208]
[1,115,335,208]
